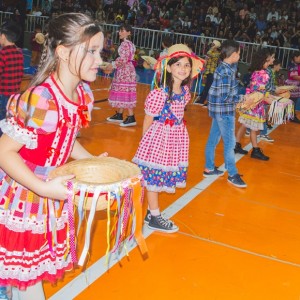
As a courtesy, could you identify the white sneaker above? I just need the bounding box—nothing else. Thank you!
[259,134,274,142]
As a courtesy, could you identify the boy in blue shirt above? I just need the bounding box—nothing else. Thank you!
[203,40,247,188]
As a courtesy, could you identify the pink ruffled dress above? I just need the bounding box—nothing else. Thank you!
[108,39,137,109]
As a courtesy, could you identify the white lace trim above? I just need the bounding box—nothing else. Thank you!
[0,210,68,234]
[144,182,186,194]
[0,118,37,149]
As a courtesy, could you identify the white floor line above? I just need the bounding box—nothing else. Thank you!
[181,231,300,268]
[49,127,278,300]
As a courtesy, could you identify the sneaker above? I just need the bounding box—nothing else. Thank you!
[259,134,274,142]
[120,115,136,127]
[148,214,179,233]
[107,112,123,123]
[144,210,151,224]
[228,174,247,188]
[245,129,250,136]
[234,142,248,155]
[203,167,224,178]
[267,124,273,129]
[251,147,269,161]
[291,116,300,124]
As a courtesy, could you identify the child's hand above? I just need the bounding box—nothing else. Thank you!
[258,85,265,90]
[43,174,75,200]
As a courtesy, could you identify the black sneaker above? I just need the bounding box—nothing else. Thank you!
[120,115,136,127]
[251,147,269,161]
[107,112,123,123]
[228,174,247,188]
[144,210,151,224]
[234,142,248,155]
[203,167,224,177]
[148,215,179,233]
[291,116,300,124]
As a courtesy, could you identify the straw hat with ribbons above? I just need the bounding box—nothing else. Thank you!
[152,44,205,90]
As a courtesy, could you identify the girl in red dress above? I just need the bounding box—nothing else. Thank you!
[0,13,105,299]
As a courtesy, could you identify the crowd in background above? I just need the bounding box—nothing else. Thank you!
[1,0,300,50]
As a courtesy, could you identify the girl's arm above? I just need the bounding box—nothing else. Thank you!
[0,135,73,200]
[70,139,108,159]
[142,114,153,135]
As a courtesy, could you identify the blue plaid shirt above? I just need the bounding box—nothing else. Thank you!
[208,62,239,118]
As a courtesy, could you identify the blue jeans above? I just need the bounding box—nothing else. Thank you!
[0,94,10,137]
[205,115,238,177]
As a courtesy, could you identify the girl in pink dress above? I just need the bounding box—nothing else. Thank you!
[0,13,105,299]
[285,51,300,123]
[106,25,137,127]
[235,48,274,161]
[133,44,204,233]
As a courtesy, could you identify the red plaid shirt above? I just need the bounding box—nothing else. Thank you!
[0,45,24,96]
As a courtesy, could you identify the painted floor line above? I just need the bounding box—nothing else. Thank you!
[180,231,300,268]
[49,128,278,299]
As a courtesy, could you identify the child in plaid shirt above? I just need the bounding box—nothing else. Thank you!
[203,40,247,188]
[0,20,23,137]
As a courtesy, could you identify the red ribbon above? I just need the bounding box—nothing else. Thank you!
[47,147,60,158]
[77,105,90,128]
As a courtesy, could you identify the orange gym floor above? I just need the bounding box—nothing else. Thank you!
[35,76,300,300]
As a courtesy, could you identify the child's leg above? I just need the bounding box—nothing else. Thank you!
[250,129,258,147]
[147,191,159,214]
[235,123,246,143]
[14,282,45,300]
[204,118,221,171]
[127,108,134,116]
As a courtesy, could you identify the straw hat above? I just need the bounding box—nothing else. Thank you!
[155,44,204,79]
[49,157,141,210]
[141,55,157,66]
[35,32,45,44]
[212,40,221,48]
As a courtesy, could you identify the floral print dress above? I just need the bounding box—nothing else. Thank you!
[238,69,270,131]
[108,39,137,109]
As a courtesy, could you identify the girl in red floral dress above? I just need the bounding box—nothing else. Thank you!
[0,13,105,299]
[133,44,204,234]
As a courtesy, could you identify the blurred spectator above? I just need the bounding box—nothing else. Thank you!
[267,6,279,21]
[256,14,267,33]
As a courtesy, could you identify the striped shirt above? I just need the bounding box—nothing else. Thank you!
[208,61,239,117]
[0,45,24,96]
